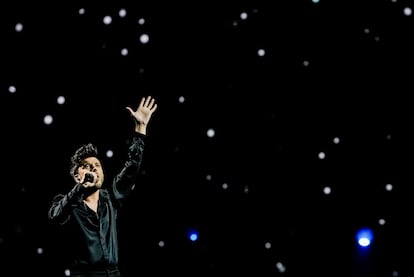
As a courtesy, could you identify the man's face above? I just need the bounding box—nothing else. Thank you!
[77,156,104,188]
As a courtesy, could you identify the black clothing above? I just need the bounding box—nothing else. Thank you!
[71,266,121,277]
[48,133,146,275]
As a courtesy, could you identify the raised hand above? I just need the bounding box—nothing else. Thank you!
[126,96,158,135]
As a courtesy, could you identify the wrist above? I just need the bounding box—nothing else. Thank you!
[135,124,147,135]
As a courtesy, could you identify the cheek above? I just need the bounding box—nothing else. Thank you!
[79,169,88,177]
[98,169,104,179]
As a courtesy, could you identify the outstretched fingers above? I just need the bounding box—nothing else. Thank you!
[141,96,157,112]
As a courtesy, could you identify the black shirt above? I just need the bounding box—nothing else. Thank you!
[48,133,146,271]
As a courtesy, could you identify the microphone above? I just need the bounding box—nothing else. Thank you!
[84,172,95,183]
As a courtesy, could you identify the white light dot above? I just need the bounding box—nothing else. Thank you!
[178,96,185,103]
[158,240,165,247]
[139,33,150,44]
[119,8,127,18]
[138,18,145,25]
[8,85,16,93]
[276,261,286,273]
[103,15,112,25]
[222,183,228,190]
[15,23,23,32]
[303,60,310,67]
[323,186,331,195]
[378,218,386,225]
[318,152,326,159]
[333,137,340,144]
[385,183,393,191]
[264,242,272,249]
[78,8,85,15]
[36,247,44,255]
[64,269,70,276]
[121,48,128,56]
[364,28,370,34]
[206,128,215,138]
[403,7,412,16]
[57,96,65,105]
[106,150,114,158]
[44,115,53,125]
[257,48,265,57]
[240,12,248,20]
[312,0,320,3]
[206,174,212,181]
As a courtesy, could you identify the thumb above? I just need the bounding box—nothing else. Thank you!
[125,107,134,115]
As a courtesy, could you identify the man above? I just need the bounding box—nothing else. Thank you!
[48,96,157,277]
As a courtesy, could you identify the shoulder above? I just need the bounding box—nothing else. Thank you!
[100,189,110,199]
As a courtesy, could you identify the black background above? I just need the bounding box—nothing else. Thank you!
[1,0,414,276]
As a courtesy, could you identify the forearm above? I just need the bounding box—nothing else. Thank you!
[113,134,145,196]
[48,183,83,224]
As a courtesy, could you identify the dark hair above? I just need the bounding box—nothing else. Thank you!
[70,143,99,178]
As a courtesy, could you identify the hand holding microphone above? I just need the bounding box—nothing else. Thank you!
[79,171,99,197]
[83,172,95,184]
[81,172,97,187]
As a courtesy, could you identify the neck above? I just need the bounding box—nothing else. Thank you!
[83,190,99,213]
[85,189,100,203]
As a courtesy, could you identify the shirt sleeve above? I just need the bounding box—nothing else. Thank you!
[48,183,85,225]
[111,132,146,203]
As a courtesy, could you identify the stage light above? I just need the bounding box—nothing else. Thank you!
[356,227,374,248]
[187,229,199,242]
